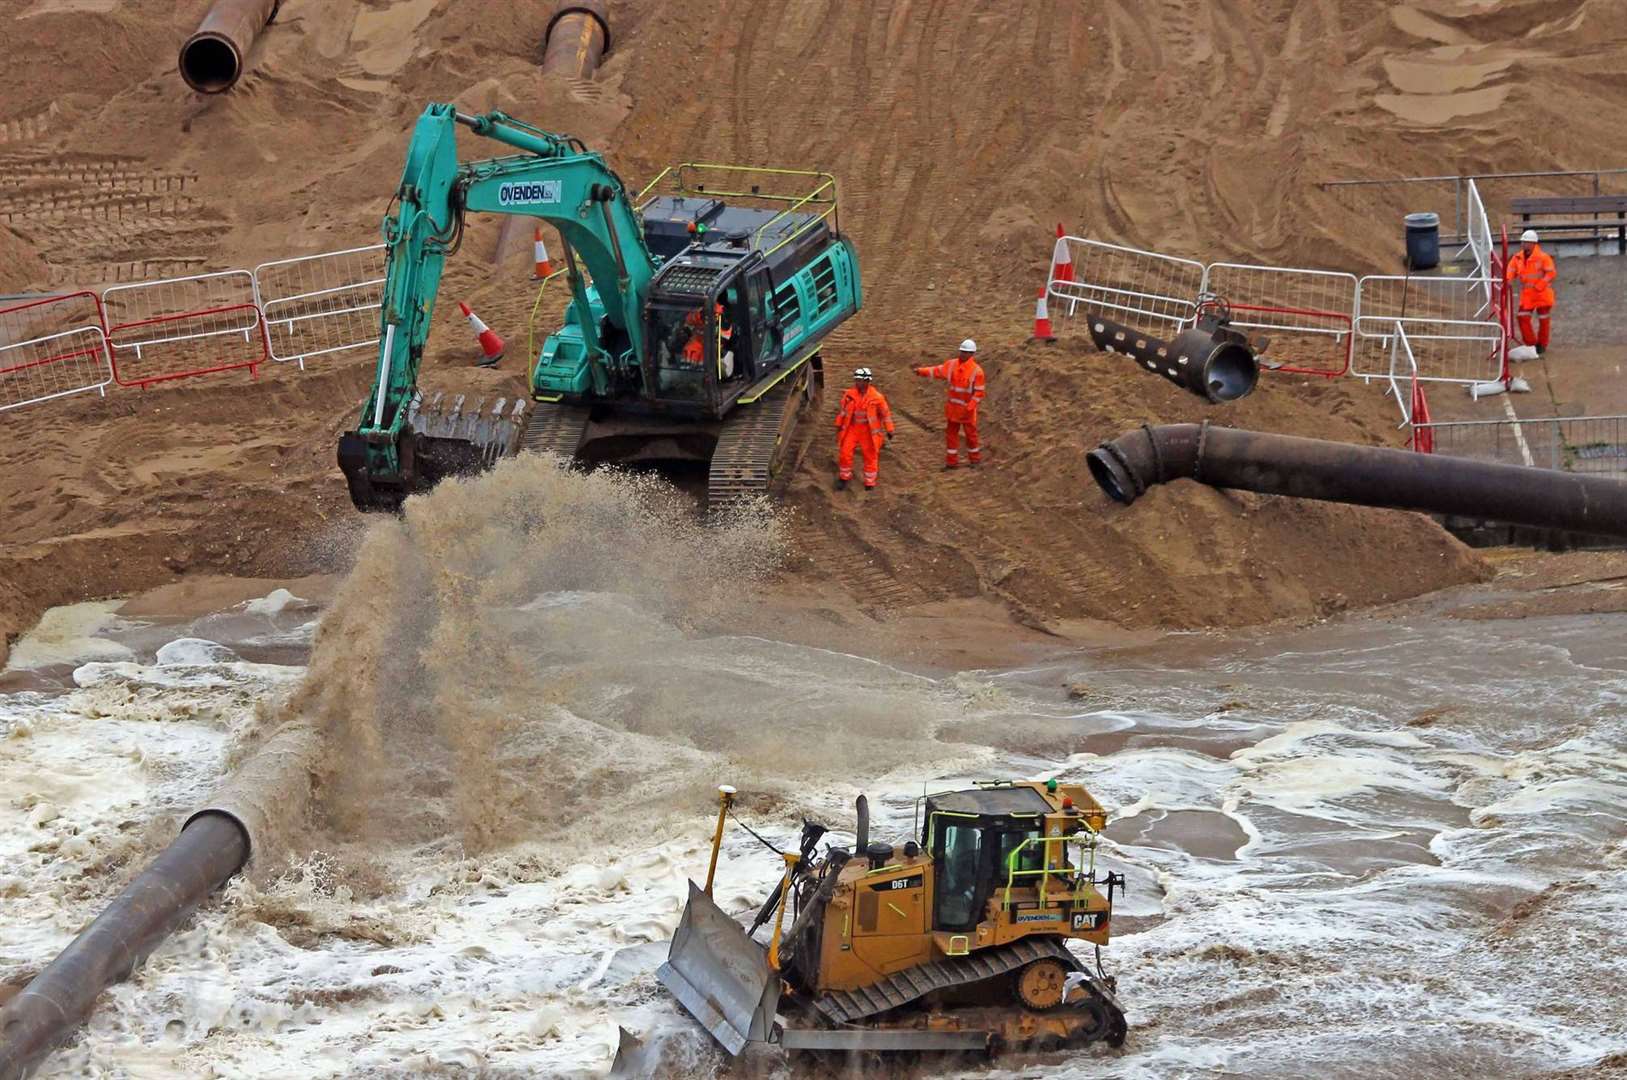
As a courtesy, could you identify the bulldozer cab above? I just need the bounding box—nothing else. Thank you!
[925,786,1056,932]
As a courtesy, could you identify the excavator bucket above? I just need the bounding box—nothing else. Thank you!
[338,393,531,512]
[656,881,779,1056]
[407,391,530,476]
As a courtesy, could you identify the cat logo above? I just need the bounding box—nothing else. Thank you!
[1072,911,1102,931]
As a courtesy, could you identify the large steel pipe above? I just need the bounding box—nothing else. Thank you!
[1088,422,1627,538]
[1088,313,1258,403]
[178,0,279,94]
[543,0,611,79]
[0,724,318,1080]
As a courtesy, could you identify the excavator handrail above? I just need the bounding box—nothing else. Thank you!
[999,833,1099,911]
[635,162,841,257]
[527,265,571,372]
[635,162,837,205]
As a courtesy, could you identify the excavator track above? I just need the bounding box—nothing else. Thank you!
[516,401,591,460]
[811,937,1126,1045]
[707,364,812,514]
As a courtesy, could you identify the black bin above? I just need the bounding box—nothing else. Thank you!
[1405,211,1440,270]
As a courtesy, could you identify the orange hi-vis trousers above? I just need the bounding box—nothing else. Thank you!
[946,418,980,466]
[1517,307,1553,349]
[837,428,881,487]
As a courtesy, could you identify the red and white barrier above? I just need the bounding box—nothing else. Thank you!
[0,292,114,412]
[102,270,268,388]
[1203,263,1359,377]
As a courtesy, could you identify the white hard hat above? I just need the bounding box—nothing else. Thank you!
[1520,229,1539,243]
[853,367,873,380]
[959,338,977,353]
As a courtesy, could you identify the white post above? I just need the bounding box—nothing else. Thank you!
[373,322,395,429]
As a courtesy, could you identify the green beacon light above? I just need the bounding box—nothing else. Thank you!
[1046,778,1058,793]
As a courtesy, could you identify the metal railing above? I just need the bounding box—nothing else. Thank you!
[253,245,387,368]
[1463,178,1494,285]
[1000,833,1098,911]
[1204,263,1359,377]
[1320,168,1627,245]
[0,292,115,411]
[526,264,570,364]
[103,270,268,387]
[1416,415,1627,474]
[1384,319,1418,426]
[1046,237,1206,335]
[635,162,840,257]
[1355,275,1506,385]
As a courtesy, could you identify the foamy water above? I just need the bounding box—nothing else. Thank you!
[3,466,1623,1077]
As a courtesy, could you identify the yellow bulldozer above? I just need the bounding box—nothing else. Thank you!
[656,779,1128,1056]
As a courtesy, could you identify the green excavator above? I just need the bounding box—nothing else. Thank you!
[338,103,863,512]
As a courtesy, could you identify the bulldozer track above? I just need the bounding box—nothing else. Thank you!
[517,401,590,460]
[811,937,1118,1027]
[707,368,808,513]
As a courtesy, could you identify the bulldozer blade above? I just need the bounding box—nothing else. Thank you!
[608,1026,660,1077]
[656,880,779,1057]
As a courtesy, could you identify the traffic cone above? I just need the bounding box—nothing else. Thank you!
[459,301,505,366]
[1032,289,1056,342]
[1051,223,1073,284]
[531,227,554,280]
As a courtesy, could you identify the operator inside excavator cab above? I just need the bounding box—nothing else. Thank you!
[651,303,710,400]
[652,296,746,398]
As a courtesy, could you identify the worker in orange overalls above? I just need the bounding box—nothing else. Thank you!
[680,305,712,366]
[834,367,894,491]
[1505,229,1557,356]
[914,338,986,468]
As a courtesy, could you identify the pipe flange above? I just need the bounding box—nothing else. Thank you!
[1101,440,1145,499]
[1140,423,1164,485]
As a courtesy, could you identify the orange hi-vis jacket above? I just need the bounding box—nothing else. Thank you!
[681,304,726,365]
[916,356,986,422]
[1506,245,1557,310]
[835,384,894,447]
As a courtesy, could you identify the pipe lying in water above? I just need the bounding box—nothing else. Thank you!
[178,0,280,94]
[543,0,612,79]
[1088,311,1258,404]
[0,724,318,1080]
[1087,422,1627,538]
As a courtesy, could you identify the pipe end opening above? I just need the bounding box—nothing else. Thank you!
[1087,448,1133,504]
[1204,342,1259,402]
[180,35,241,93]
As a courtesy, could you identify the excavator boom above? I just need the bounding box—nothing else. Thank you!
[338,104,656,510]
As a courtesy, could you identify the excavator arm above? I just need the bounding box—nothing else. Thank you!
[339,103,656,509]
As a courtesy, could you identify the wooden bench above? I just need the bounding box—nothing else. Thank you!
[1510,195,1627,253]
